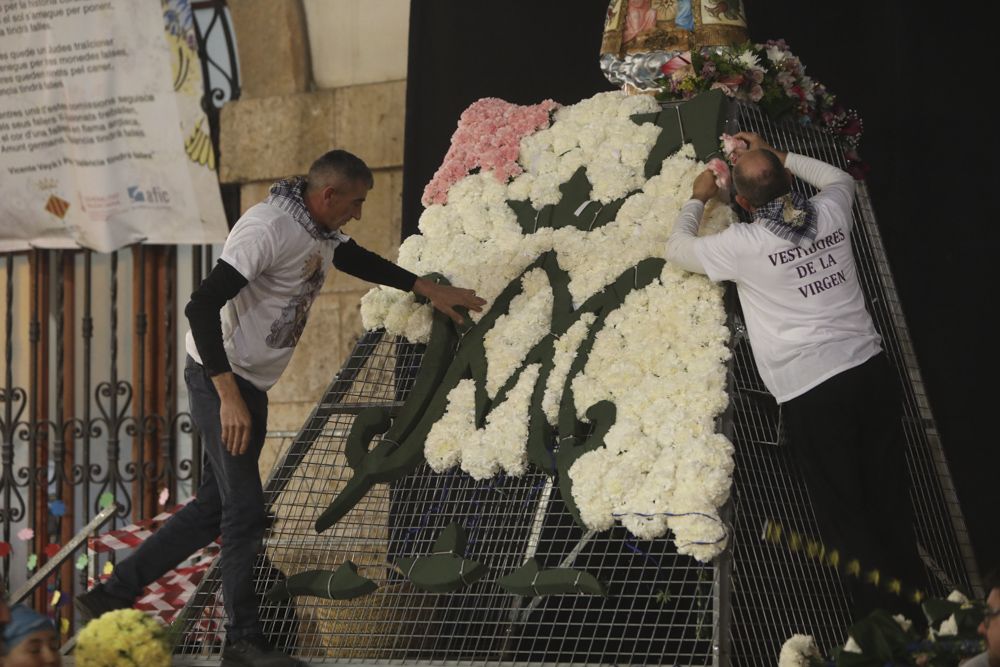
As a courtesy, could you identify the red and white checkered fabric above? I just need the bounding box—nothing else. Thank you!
[86,499,221,627]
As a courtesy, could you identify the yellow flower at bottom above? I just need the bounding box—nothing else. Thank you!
[75,609,171,667]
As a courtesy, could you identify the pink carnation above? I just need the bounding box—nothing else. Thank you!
[719,133,748,162]
[706,158,731,191]
[421,97,560,207]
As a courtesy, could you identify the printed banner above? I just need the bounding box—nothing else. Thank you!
[0,0,229,251]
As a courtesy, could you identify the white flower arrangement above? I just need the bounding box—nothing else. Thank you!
[778,634,822,667]
[360,91,737,561]
[425,364,540,480]
[483,268,553,398]
[567,264,732,560]
[543,314,596,426]
[937,614,959,637]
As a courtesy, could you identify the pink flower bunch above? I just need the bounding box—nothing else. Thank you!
[719,133,748,162]
[421,97,560,206]
[706,157,731,191]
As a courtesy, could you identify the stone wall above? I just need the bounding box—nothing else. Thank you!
[221,0,409,475]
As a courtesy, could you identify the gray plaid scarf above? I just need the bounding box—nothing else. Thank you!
[756,192,817,245]
[266,177,346,241]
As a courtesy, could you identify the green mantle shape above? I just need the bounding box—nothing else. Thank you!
[263,560,377,602]
[395,523,487,593]
[497,557,606,597]
[315,90,729,535]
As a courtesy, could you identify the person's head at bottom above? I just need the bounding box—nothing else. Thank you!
[2,605,59,667]
[979,568,1000,667]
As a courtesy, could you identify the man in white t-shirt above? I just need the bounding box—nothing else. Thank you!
[666,132,926,621]
[76,150,486,667]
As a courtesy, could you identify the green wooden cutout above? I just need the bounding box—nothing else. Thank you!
[497,557,606,597]
[315,274,460,533]
[507,166,594,234]
[395,523,487,593]
[679,89,728,162]
[635,89,729,177]
[264,560,377,602]
[634,110,684,179]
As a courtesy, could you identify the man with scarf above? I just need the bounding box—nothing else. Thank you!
[76,149,487,667]
[665,132,926,622]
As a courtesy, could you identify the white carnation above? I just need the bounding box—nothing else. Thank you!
[483,269,553,397]
[946,590,970,605]
[778,634,820,667]
[937,614,958,637]
[543,314,596,425]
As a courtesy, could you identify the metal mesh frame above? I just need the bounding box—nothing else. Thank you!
[169,103,978,667]
[725,102,979,664]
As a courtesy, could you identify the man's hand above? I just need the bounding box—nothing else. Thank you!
[732,131,787,165]
[413,277,487,325]
[692,169,719,203]
[211,372,253,455]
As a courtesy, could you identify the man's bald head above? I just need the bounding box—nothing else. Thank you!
[733,149,790,209]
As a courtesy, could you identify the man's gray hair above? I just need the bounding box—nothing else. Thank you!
[307,150,374,191]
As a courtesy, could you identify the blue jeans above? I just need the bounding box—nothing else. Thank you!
[105,355,269,640]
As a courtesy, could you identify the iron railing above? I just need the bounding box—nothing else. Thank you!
[0,0,239,632]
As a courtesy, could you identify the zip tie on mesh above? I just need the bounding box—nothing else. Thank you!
[573,571,582,593]
[530,568,541,597]
[326,572,335,599]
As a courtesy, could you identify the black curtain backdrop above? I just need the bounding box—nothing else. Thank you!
[402,1,998,575]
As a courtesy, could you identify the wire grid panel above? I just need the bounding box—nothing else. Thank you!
[724,102,979,664]
[174,331,720,666]
[170,104,977,667]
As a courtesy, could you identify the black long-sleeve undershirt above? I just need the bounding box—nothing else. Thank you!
[185,240,419,376]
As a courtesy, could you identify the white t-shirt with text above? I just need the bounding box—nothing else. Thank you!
[666,153,881,402]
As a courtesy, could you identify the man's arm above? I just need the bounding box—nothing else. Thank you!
[184,260,254,456]
[334,239,486,323]
[664,169,717,275]
[333,239,418,291]
[785,153,856,215]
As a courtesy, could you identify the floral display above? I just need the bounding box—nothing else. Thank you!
[655,41,865,175]
[482,268,553,397]
[421,97,560,206]
[361,91,736,561]
[568,263,732,557]
[74,608,171,667]
[779,634,823,667]
[779,590,988,666]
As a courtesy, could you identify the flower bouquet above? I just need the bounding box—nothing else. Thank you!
[779,591,987,666]
[655,41,865,176]
[75,608,172,667]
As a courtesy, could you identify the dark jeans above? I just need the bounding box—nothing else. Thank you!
[105,356,269,640]
[783,352,927,621]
